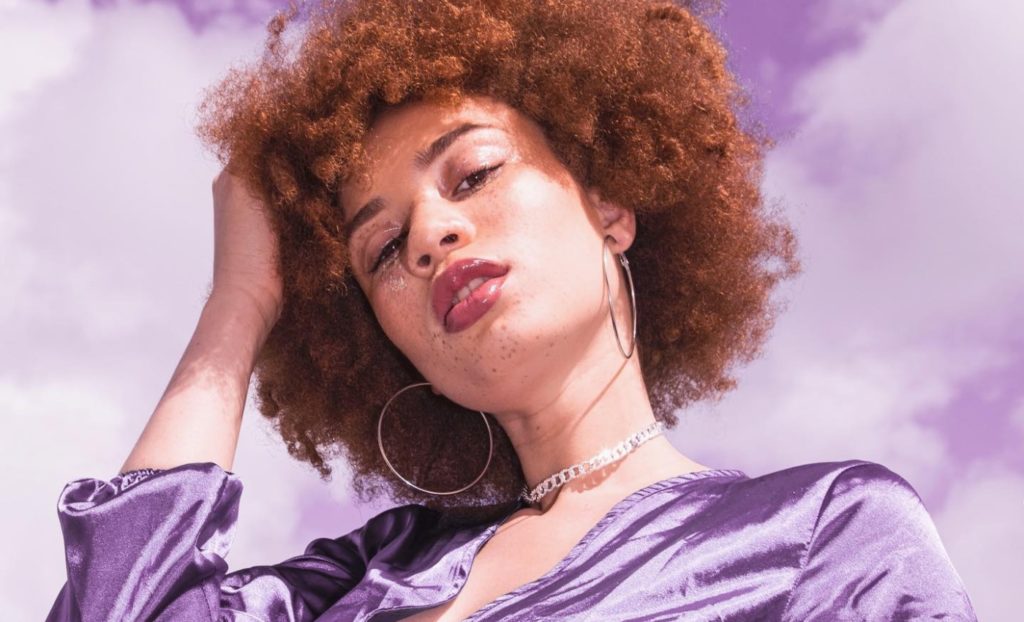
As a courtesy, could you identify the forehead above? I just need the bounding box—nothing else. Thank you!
[367,96,516,154]
[339,95,548,213]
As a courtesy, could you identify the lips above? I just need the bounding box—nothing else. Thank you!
[432,258,510,333]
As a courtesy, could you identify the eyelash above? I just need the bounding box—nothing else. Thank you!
[369,164,502,274]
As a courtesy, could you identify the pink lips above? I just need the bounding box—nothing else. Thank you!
[432,258,510,333]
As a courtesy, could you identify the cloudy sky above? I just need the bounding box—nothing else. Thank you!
[2,0,1021,619]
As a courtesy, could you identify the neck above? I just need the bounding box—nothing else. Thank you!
[492,347,698,511]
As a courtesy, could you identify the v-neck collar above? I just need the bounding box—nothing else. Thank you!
[363,468,747,622]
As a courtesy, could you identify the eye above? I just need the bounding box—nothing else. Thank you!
[370,231,407,274]
[454,164,502,195]
[366,164,501,276]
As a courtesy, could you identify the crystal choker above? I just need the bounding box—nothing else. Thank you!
[520,420,666,505]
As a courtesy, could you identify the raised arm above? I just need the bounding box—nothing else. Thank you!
[120,169,283,472]
[47,171,321,621]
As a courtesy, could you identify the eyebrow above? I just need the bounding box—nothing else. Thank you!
[343,122,492,244]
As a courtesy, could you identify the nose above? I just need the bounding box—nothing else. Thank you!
[403,198,474,276]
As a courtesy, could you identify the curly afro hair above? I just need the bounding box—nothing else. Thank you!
[196,0,800,523]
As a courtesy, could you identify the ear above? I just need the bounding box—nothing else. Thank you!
[586,187,636,254]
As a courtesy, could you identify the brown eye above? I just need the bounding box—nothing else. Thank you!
[371,232,406,274]
[454,164,501,195]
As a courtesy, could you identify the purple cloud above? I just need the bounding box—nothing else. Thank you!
[4,0,1018,618]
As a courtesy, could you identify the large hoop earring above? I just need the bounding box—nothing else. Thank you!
[602,237,638,359]
[377,381,494,496]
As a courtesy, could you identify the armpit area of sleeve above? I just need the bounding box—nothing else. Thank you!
[55,463,243,621]
[780,462,977,622]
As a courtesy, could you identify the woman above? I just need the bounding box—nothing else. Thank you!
[47,0,977,620]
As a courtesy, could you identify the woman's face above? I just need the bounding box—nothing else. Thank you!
[341,95,634,414]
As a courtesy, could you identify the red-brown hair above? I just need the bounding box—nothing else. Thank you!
[196,0,800,522]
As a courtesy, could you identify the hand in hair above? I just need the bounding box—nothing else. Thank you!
[210,167,284,331]
[118,169,284,473]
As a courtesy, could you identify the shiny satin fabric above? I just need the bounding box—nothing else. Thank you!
[47,460,977,621]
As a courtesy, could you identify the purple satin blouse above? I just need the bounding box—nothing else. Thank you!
[47,459,977,621]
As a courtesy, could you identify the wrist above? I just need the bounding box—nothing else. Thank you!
[203,286,281,345]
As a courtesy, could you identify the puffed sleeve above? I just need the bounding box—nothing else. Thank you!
[781,462,978,621]
[46,463,371,622]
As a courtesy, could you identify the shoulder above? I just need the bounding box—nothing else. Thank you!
[759,461,977,620]
[701,459,917,517]
[679,460,928,548]
[638,460,914,529]
[716,459,921,523]
[741,458,912,497]
[765,459,927,532]
[749,459,933,541]
[779,459,940,558]
[695,459,945,578]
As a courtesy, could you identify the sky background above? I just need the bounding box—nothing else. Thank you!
[2,0,1021,619]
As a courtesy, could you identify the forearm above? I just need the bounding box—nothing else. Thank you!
[120,289,275,472]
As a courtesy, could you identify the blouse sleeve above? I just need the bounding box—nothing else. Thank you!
[781,462,978,621]
[45,463,371,622]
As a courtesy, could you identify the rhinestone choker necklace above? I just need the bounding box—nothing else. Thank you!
[520,420,666,506]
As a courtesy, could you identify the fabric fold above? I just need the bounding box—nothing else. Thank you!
[46,459,977,621]
[780,462,977,621]
[49,463,243,621]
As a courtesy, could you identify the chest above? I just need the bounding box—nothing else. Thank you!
[401,508,605,622]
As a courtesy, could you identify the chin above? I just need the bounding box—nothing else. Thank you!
[416,297,581,408]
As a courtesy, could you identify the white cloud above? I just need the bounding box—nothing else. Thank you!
[771,0,1024,342]
[0,0,90,332]
[805,0,895,44]
[0,376,128,619]
[677,0,1024,456]
[675,342,1006,500]
[674,1,1023,616]
[0,1,368,615]
[934,464,1024,622]
[0,0,93,118]
[4,0,1020,617]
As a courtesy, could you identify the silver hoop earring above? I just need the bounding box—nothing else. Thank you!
[602,238,638,359]
[377,381,494,496]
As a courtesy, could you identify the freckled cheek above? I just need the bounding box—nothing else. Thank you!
[381,269,408,293]
[374,293,437,357]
